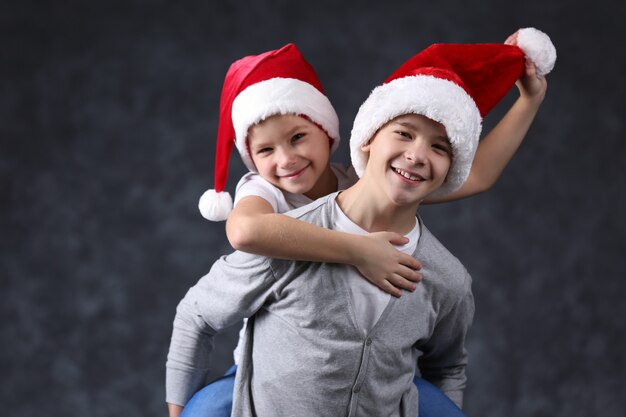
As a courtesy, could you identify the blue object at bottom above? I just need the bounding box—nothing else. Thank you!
[181,365,468,417]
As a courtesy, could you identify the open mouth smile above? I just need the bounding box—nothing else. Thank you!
[392,166,425,182]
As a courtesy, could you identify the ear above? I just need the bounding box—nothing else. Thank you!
[360,139,372,153]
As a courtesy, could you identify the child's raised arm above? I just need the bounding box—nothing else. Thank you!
[425,55,548,204]
[226,195,422,298]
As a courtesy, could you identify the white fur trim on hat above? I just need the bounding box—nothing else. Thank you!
[198,189,233,221]
[231,78,340,172]
[517,28,557,76]
[350,75,482,197]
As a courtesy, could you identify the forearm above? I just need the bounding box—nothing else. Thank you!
[470,95,543,186]
[165,302,217,406]
[426,94,543,203]
[228,212,364,265]
[165,251,276,406]
[226,199,422,297]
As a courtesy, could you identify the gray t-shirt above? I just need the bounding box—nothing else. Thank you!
[166,192,474,416]
[231,163,358,364]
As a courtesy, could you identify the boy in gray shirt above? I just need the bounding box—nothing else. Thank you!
[167,33,556,417]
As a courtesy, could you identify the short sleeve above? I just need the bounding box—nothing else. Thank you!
[234,172,285,213]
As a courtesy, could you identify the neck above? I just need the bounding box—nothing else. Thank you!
[336,180,419,234]
[304,164,337,200]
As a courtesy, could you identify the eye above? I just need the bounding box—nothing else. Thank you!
[256,147,273,155]
[432,143,451,156]
[291,133,306,142]
[395,130,413,140]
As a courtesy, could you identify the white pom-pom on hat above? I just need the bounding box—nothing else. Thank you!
[198,189,233,221]
[515,27,557,76]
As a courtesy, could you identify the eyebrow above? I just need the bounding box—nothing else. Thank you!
[433,136,452,148]
[249,140,271,150]
[392,121,450,143]
[284,123,309,136]
[394,121,419,131]
[249,123,310,150]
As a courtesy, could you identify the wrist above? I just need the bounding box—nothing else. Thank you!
[345,234,367,267]
[167,403,183,417]
[517,93,544,109]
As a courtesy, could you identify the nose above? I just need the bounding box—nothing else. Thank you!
[404,138,429,166]
[276,147,297,169]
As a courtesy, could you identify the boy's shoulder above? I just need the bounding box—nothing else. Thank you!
[219,194,339,281]
[283,192,339,227]
[416,220,472,294]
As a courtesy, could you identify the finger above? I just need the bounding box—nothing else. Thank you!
[398,254,422,270]
[387,274,417,292]
[385,232,409,245]
[504,31,519,45]
[525,59,537,77]
[397,265,423,282]
[529,62,545,81]
[379,280,402,298]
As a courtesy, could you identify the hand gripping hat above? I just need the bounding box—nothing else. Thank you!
[350,27,556,198]
[199,43,340,221]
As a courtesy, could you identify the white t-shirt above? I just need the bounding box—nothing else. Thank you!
[232,163,360,364]
[331,200,420,335]
[233,163,358,212]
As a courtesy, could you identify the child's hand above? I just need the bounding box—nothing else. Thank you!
[515,59,547,103]
[505,32,548,103]
[353,232,423,298]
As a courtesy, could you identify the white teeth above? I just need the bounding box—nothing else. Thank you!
[394,167,421,181]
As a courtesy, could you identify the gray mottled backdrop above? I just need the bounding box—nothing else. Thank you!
[3,0,625,416]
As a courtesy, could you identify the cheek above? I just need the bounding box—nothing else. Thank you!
[250,154,261,168]
[436,158,452,180]
[252,157,273,175]
[308,142,330,164]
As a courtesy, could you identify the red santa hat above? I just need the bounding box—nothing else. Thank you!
[199,43,340,221]
[350,27,556,197]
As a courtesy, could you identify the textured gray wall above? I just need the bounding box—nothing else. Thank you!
[3,1,625,416]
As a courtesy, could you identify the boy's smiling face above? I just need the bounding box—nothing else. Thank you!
[247,114,332,196]
[360,114,452,207]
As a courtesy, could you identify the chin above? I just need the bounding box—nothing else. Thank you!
[387,191,422,207]
[285,182,314,195]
